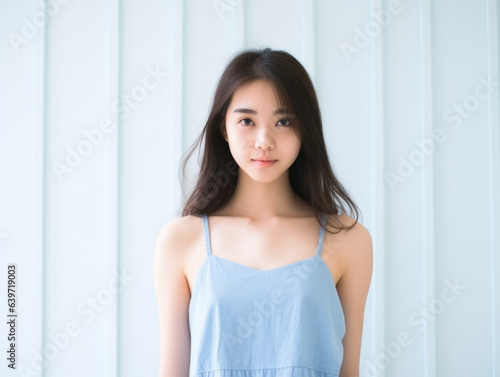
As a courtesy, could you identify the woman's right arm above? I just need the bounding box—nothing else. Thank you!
[153,219,192,377]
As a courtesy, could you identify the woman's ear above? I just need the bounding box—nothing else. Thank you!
[222,124,228,142]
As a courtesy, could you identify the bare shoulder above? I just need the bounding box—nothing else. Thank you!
[154,215,201,246]
[323,214,373,280]
[153,215,202,273]
[334,214,372,252]
[325,213,372,246]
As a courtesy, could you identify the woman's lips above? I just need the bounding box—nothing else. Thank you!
[252,159,277,167]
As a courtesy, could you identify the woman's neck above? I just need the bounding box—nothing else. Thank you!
[224,171,313,223]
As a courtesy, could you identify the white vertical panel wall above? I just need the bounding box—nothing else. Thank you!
[0,1,498,377]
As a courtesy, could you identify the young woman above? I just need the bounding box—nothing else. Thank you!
[154,48,373,377]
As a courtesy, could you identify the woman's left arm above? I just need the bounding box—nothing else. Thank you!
[337,221,373,377]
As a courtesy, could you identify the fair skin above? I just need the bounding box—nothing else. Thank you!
[153,80,373,377]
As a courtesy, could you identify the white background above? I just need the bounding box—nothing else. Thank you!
[0,0,499,376]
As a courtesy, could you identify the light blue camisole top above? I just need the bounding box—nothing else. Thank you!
[188,213,346,377]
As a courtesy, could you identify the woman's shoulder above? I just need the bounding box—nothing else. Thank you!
[155,214,203,246]
[322,214,373,282]
[324,213,372,256]
[326,213,370,233]
[153,215,204,264]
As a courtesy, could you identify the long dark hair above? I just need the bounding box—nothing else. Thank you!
[179,47,360,234]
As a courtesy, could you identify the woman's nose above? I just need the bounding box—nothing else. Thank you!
[254,127,275,149]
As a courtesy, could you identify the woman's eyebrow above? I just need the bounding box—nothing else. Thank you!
[233,108,291,116]
[233,108,257,114]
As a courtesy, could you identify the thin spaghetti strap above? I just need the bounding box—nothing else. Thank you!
[315,214,327,258]
[201,214,212,256]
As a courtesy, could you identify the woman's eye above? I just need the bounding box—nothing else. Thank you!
[240,118,254,126]
[277,118,291,126]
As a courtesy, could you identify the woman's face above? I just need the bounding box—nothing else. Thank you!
[224,80,301,183]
